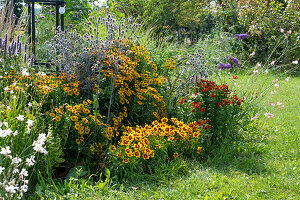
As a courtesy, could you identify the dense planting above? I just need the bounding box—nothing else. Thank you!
[0,0,299,199]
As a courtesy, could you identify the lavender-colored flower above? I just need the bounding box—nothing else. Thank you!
[229,56,239,67]
[69,24,73,28]
[218,63,231,69]
[88,21,92,25]
[234,34,248,40]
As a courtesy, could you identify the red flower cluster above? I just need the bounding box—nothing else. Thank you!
[191,119,213,130]
[217,95,244,107]
[179,98,187,104]
[196,80,229,94]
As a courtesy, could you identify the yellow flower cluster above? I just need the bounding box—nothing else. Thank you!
[165,58,177,69]
[51,100,105,144]
[4,72,81,96]
[100,41,168,136]
[114,117,203,163]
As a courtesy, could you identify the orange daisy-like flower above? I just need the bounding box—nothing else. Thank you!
[197,147,202,154]
[134,150,141,158]
[143,153,150,160]
[161,117,168,123]
[110,145,116,152]
[173,152,179,158]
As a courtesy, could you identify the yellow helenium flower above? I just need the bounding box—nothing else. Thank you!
[71,116,78,121]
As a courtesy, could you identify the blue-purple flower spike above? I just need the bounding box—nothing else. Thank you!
[229,56,239,67]
[218,63,231,69]
[234,34,248,40]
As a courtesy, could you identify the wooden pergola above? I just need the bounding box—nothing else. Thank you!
[25,0,66,55]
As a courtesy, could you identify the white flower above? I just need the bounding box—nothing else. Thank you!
[274,84,279,88]
[26,119,34,127]
[21,68,29,76]
[37,71,46,76]
[13,168,19,174]
[270,60,275,65]
[0,166,5,174]
[191,93,198,99]
[32,134,48,155]
[0,146,11,156]
[253,70,258,74]
[28,102,33,107]
[12,157,22,164]
[20,168,28,179]
[256,63,261,68]
[292,60,298,65]
[280,28,284,33]
[16,115,25,121]
[26,156,35,166]
[250,52,255,56]
[5,185,18,193]
[0,128,13,138]
[4,87,9,91]
[20,184,28,192]
[287,30,292,34]
[13,130,18,136]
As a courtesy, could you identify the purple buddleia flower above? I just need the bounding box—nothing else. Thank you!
[218,63,231,69]
[234,34,248,40]
[229,56,239,67]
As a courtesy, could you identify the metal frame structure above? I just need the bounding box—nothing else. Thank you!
[25,0,65,55]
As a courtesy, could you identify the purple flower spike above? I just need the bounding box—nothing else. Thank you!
[88,21,92,25]
[218,63,231,69]
[229,56,239,67]
[234,34,248,40]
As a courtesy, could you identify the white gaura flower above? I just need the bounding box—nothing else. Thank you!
[0,128,13,138]
[274,84,279,88]
[292,60,298,65]
[13,130,18,136]
[13,168,19,174]
[26,156,35,166]
[32,134,48,155]
[16,115,25,121]
[20,184,28,192]
[0,166,5,174]
[26,119,34,127]
[11,157,22,164]
[0,146,11,156]
[5,184,18,193]
[4,87,9,91]
[20,168,28,179]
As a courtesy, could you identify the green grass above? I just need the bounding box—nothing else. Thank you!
[39,72,299,200]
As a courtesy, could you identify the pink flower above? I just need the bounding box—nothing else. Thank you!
[264,112,274,118]
[272,79,278,83]
[270,103,275,106]
[251,113,260,121]
[292,60,298,65]
[285,76,290,82]
[280,29,284,33]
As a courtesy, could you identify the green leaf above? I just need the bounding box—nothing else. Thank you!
[66,166,88,182]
